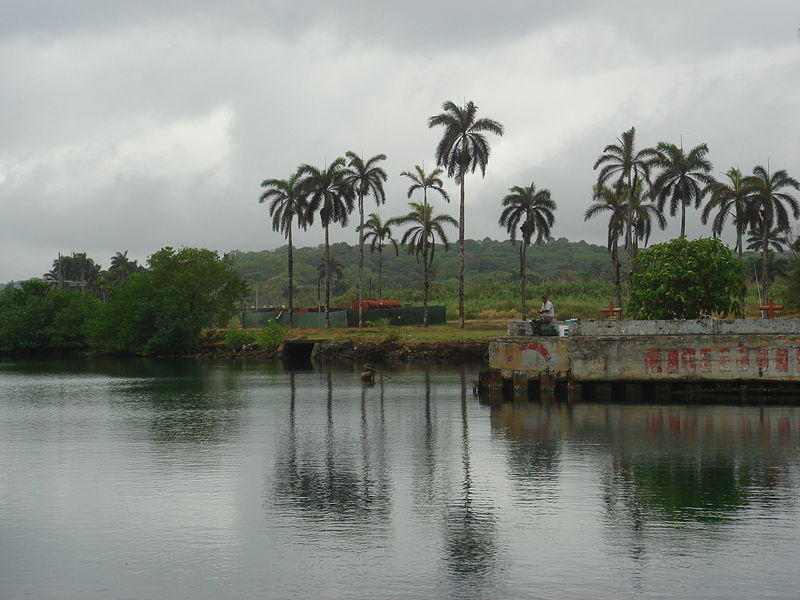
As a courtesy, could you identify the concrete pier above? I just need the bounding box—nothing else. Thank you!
[480,318,800,403]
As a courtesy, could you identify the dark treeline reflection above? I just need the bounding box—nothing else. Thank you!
[271,369,391,524]
[485,401,799,528]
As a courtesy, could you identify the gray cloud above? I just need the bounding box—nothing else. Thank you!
[1,1,798,280]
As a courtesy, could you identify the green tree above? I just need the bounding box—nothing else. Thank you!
[359,213,398,299]
[91,247,248,355]
[0,280,99,353]
[701,168,755,259]
[44,252,103,295]
[388,202,457,326]
[744,166,800,301]
[650,141,714,237]
[345,151,388,327]
[428,100,504,328]
[498,182,556,319]
[259,169,307,327]
[299,158,355,328]
[629,237,744,319]
[585,186,626,308]
[593,127,657,276]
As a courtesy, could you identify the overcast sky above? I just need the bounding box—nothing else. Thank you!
[1,1,798,281]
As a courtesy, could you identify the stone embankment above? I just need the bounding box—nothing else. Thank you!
[191,339,489,363]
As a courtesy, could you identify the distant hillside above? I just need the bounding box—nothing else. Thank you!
[228,237,617,307]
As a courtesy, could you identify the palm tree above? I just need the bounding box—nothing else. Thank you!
[359,213,398,299]
[498,182,556,319]
[593,127,657,272]
[745,166,800,300]
[345,151,388,327]
[299,158,355,328]
[316,256,345,308]
[585,186,626,308]
[401,165,449,310]
[649,141,714,237]
[701,168,755,260]
[627,181,666,255]
[259,169,307,327]
[388,202,457,326]
[428,100,504,328]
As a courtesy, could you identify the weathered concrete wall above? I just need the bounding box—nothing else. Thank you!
[490,337,570,379]
[489,332,800,382]
[573,318,800,337]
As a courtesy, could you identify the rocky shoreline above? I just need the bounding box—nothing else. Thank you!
[191,339,489,364]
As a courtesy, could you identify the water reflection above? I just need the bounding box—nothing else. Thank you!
[272,369,391,524]
[444,370,497,593]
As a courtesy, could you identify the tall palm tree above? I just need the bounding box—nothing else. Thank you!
[345,151,388,327]
[359,213,398,300]
[498,182,556,319]
[593,127,657,272]
[649,141,714,237]
[627,181,666,255]
[701,167,755,260]
[428,100,504,328]
[299,158,355,328]
[585,186,626,308]
[745,165,800,300]
[259,169,307,327]
[388,202,457,326]
[401,164,449,311]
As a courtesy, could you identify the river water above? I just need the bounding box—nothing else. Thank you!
[1,358,799,599]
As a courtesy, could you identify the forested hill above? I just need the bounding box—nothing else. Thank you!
[229,237,616,305]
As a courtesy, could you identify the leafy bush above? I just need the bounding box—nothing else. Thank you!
[255,320,288,351]
[629,237,745,319]
[0,280,99,353]
[223,328,256,349]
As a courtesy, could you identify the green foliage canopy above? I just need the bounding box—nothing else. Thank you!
[0,280,99,352]
[91,247,248,355]
[629,237,744,319]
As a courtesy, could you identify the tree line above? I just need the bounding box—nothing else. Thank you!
[585,127,800,314]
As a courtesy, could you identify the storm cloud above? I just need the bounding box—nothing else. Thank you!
[1,0,798,280]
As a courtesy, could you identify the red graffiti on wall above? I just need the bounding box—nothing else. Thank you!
[642,346,800,375]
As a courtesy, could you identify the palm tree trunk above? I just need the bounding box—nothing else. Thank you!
[458,174,466,329]
[324,224,331,328]
[612,242,622,309]
[680,201,686,237]
[423,189,429,327]
[736,214,745,319]
[762,218,770,305]
[625,174,635,284]
[377,247,383,300]
[357,194,364,328]
[520,244,527,320]
[288,226,294,328]
[423,250,430,328]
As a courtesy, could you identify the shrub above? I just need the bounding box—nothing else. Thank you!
[256,320,288,351]
[629,237,745,319]
[223,328,255,350]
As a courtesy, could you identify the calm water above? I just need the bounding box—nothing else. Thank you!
[1,359,799,600]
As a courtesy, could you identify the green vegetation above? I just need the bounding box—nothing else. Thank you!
[629,238,745,319]
[0,280,99,353]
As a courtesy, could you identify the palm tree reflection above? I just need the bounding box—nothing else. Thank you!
[444,369,497,588]
[273,368,389,523]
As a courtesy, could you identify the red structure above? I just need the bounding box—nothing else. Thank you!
[759,298,784,319]
[352,299,402,310]
[600,301,623,319]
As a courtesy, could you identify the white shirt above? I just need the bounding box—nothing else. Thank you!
[540,300,554,317]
